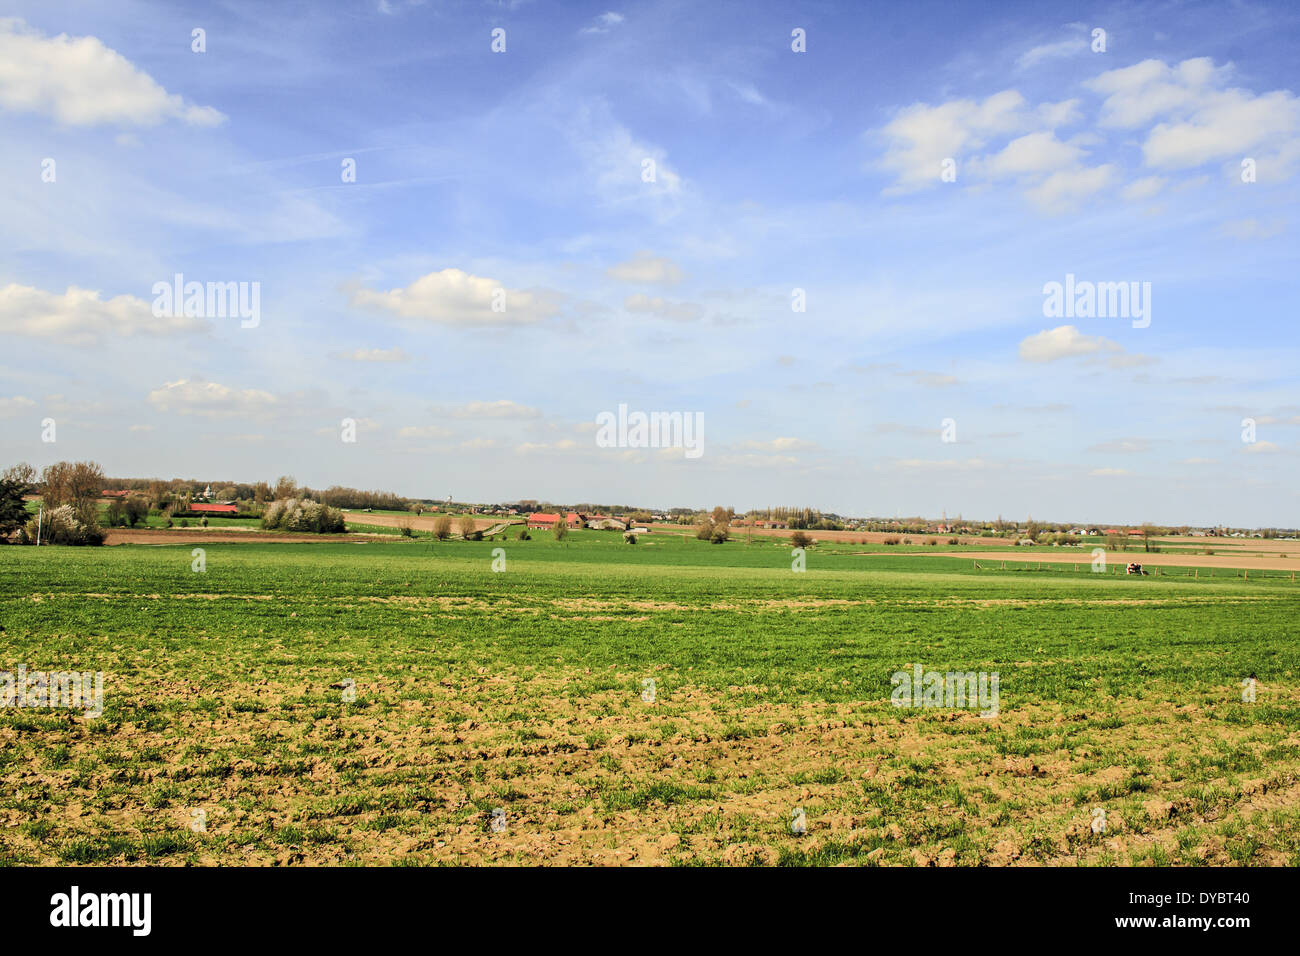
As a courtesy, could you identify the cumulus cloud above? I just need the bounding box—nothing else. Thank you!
[876,89,1108,209]
[146,379,277,418]
[0,18,225,127]
[1087,57,1300,175]
[1018,325,1122,362]
[980,131,1086,178]
[0,283,207,345]
[877,90,1029,192]
[349,268,559,325]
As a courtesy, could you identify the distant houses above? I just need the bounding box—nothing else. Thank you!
[527,511,632,531]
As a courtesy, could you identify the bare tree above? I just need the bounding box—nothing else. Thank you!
[272,475,298,500]
[40,461,105,516]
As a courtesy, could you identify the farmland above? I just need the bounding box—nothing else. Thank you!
[1,532,1298,866]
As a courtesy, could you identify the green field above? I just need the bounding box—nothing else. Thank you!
[1,531,1297,866]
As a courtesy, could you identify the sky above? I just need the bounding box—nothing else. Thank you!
[0,0,1297,526]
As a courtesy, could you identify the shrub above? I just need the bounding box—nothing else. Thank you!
[180,519,189,528]
[518,527,531,540]
[260,498,345,534]
[947,538,959,545]
[431,514,453,540]
[694,518,713,541]
[883,537,900,546]
[790,530,812,549]
[710,526,729,544]
[624,532,637,544]
[22,505,104,546]
[554,520,568,541]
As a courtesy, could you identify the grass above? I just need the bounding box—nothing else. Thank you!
[0,530,1297,866]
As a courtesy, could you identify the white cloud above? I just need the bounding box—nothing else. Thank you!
[607,252,683,285]
[0,18,225,127]
[1017,38,1088,70]
[146,379,277,418]
[738,437,816,452]
[1089,467,1131,477]
[1243,441,1280,454]
[1018,325,1121,362]
[1087,57,1300,175]
[398,425,454,439]
[516,439,579,455]
[1087,58,1227,129]
[0,395,36,418]
[579,11,625,35]
[1219,218,1285,240]
[877,90,1028,192]
[1023,163,1116,211]
[349,268,559,326]
[892,458,991,471]
[334,347,411,362]
[981,131,1085,178]
[1088,438,1151,454]
[1121,176,1167,201]
[439,400,541,420]
[0,283,207,345]
[571,101,682,211]
[623,294,702,321]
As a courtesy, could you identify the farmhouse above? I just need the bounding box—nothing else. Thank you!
[527,512,560,529]
[190,503,237,515]
[101,489,130,498]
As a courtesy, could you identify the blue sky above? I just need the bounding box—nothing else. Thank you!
[1,0,1297,525]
